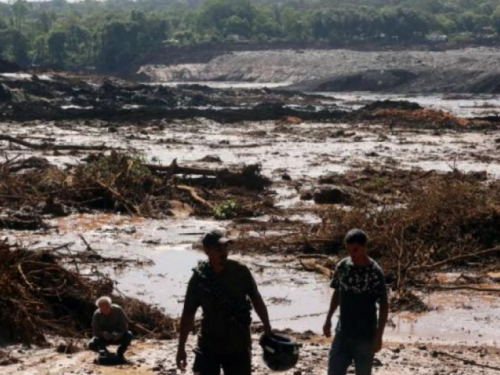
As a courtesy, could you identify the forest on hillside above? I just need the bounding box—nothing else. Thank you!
[1,0,500,72]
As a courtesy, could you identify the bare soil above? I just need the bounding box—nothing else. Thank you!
[139,47,500,94]
[4,336,500,375]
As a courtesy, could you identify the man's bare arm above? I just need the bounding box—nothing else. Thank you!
[177,310,196,370]
[373,301,389,353]
[323,289,339,337]
[251,292,272,334]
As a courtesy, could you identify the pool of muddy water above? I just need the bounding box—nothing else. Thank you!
[114,240,500,346]
[11,211,500,346]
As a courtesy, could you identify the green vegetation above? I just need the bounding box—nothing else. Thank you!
[213,199,239,220]
[1,0,500,71]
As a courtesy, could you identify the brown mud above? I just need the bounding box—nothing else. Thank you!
[137,47,500,94]
[2,73,499,128]
[4,336,500,374]
[1,70,500,373]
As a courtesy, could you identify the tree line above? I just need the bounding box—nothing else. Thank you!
[1,0,500,72]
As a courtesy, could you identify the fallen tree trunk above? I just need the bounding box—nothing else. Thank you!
[145,159,270,190]
[145,159,217,176]
[0,216,45,230]
[4,157,51,173]
[0,134,112,151]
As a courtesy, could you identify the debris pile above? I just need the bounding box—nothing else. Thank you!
[320,174,500,287]
[234,169,500,296]
[355,100,472,128]
[0,151,272,226]
[0,74,344,123]
[317,166,488,204]
[0,241,176,346]
[370,108,471,128]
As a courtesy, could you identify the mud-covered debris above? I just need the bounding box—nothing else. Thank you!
[366,107,471,128]
[0,210,46,230]
[320,175,500,287]
[330,129,355,138]
[390,292,429,313]
[275,116,302,125]
[234,168,500,297]
[56,342,81,354]
[0,74,345,123]
[0,153,273,221]
[0,350,20,366]
[363,100,422,112]
[199,155,222,163]
[41,196,69,217]
[0,242,176,346]
[313,185,353,205]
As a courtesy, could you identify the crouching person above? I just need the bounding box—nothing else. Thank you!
[88,296,133,364]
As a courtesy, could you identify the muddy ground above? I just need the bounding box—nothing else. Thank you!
[5,336,500,375]
[139,47,500,94]
[1,71,500,374]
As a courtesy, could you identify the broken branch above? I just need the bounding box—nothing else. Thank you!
[0,134,111,151]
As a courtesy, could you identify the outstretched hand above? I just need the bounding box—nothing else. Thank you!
[176,347,187,371]
[323,320,332,338]
[373,335,383,354]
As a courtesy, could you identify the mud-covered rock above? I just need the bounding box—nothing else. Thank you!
[313,185,352,205]
[362,100,422,112]
[300,190,313,201]
[199,155,222,163]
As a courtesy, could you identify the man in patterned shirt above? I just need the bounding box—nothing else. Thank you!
[323,229,389,375]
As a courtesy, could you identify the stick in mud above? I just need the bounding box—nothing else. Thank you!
[0,134,113,151]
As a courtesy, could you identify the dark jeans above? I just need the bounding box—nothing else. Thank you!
[193,347,251,375]
[88,331,133,356]
[328,335,374,375]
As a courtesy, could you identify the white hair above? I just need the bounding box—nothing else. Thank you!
[95,296,112,307]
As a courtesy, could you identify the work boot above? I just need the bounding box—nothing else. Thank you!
[117,353,127,365]
[117,347,127,364]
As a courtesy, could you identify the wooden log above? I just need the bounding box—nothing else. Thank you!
[145,159,270,190]
[0,134,111,151]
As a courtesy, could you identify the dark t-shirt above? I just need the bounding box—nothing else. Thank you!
[183,259,259,355]
[92,304,129,338]
[330,257,388,340]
